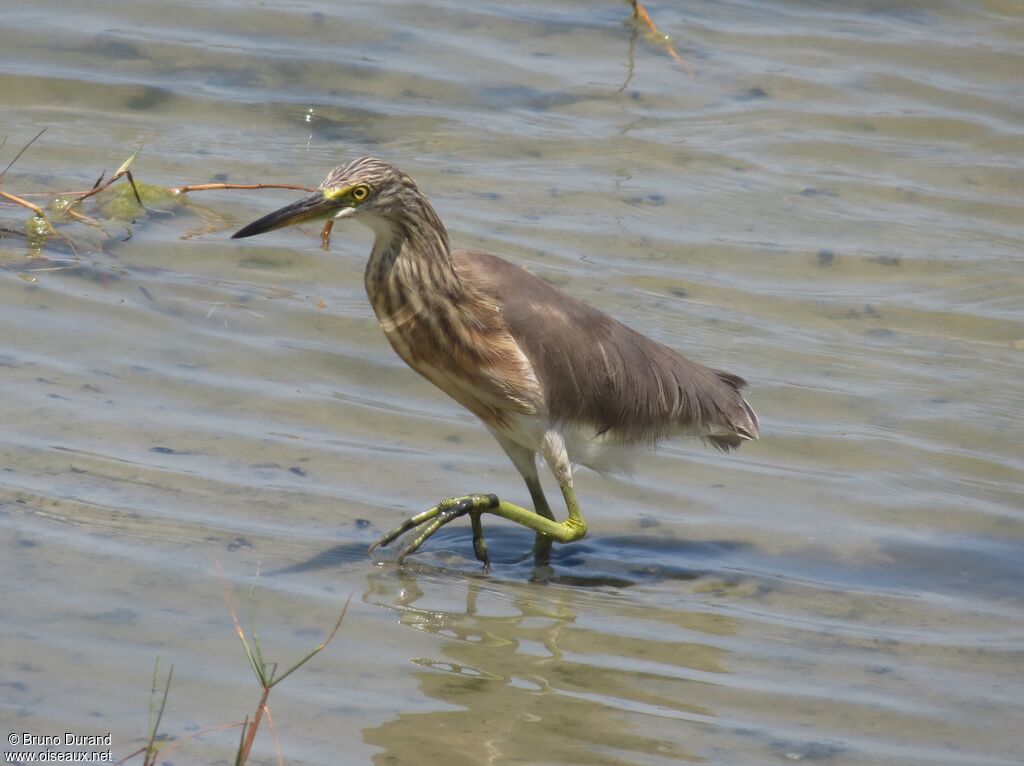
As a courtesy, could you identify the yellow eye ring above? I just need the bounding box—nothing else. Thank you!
[351,184,370,202]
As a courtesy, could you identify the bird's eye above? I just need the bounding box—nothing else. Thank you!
[351,184,370,202]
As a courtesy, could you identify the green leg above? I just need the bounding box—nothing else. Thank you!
[367,489,587,566]
[367,430,588,566]
[492,432,562,565]
[524,475,555,564]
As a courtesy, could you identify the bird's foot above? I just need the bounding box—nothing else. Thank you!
[368,494,499,567]
[368,493,587,567]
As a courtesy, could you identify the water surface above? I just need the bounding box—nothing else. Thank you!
[1,2,1022,764]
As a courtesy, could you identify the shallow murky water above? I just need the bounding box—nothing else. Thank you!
[2,2,1022,764]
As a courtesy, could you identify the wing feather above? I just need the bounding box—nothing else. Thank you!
[455,250,759,448]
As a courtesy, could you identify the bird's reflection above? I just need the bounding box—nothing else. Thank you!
[360,559,738,765]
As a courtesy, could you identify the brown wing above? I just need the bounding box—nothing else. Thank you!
[455,249,759,449]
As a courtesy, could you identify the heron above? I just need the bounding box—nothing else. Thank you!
[232,157,758,566]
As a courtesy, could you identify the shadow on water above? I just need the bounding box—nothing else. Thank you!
[269,523,753,589]
[270,520,1024,607]
[268,540,372,575]
[226,513,1023,766]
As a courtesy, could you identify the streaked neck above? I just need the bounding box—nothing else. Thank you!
[361,201,463,317]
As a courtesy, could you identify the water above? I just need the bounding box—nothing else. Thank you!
[1,1,1022,764]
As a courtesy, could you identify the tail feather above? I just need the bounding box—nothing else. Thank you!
[705,371,759,451]
[706,433,744,452]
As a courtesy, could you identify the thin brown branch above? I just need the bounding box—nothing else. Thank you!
[629,0,691,73]
[73,171,129,204]
[63,206,95,224]
[62,206,111,236]
[0,127,47,180]
[170,182,317,195]
[0,189,71,250]
[0,189,47,217]
[12,189,103,197]
[264,705,285,766]
[237,686,271,764]
[16,182,316,199]
[124,169,143,206]
[0,190,79,254]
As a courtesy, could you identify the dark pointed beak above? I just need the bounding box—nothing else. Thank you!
[232,192,337,239]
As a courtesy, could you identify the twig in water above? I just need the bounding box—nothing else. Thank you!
[628,0,692,73]
[0,127,47,180]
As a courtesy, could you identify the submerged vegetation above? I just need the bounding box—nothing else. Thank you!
[0,128,316,272]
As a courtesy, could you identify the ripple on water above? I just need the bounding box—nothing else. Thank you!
[2,1,1023,764]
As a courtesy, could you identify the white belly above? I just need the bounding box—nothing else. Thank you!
[494,413,644,476]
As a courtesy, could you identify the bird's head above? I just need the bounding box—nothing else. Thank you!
[232,157,418,240]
